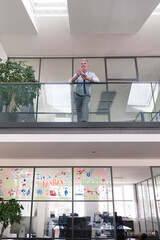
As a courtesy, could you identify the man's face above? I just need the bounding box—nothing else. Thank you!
[81,60,89,72]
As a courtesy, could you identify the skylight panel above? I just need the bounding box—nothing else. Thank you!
[152,3,160,15]
[30,0,68,16]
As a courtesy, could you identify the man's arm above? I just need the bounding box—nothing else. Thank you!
[81,72,99,83]
[70,69,82,83]
[71,73,79,83]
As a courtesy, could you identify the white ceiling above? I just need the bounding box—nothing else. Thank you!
[0,141,160,159]
[0,0,160,56]
[0,133,160,160]
[0,133,159,183]
[0,0,37,34]
[68,0,160,34]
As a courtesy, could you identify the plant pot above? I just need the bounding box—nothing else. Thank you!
[0,112,18,122]
[0,106,36,122]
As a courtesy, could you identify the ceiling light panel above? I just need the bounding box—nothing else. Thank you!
[30,0,68,16]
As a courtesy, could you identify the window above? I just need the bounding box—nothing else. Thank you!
[113,185,136,218]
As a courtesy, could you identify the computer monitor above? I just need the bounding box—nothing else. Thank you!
[58,215,68,225]
[116,216,123,226]
[86,216,91,223]
[103,211,109,216]
[70,213,79,217]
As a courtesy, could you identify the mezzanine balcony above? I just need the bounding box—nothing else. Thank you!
[0,82,160,128]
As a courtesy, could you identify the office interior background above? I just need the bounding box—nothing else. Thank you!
[1,0,160,240]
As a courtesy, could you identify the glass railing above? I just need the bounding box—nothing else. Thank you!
[0,82,160,123]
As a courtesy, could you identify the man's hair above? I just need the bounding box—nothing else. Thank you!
[81,58,88,63]
[140,233,147,240]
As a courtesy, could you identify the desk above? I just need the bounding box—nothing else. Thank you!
[94,224,132,240]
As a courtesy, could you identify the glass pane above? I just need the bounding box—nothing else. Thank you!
[137,184,144,218]
[108,83,137,122]
[108,82,159,122]
[74,58,105,82]
[124,185,134,200]
[1,82,160,123]
[146,220,153,234]
[34,168,72,200]
[37,113,72,122]
[152,167,160,232]
[142,181,152,219]
[40,59,72,83]
[156,201,160,221]
[89,83,109,122]
[148,179,157,222]
[113,186,123,200]
[112,166,151,236]
[74,202,115,239]
[153,222,159,232]
[124,201,135,218]
[74,168,112,200]
[1,201,31,238]
[37,83,72,122]
[0,168,33,200]
[154,176,160,200]
[0,84,40,122]
[114,202,124,217]
[137,57,160,82]
[67,216,92,239]
[106,58,137,79]
[32,202,72,238]
[9,58,40,81]
[139,220,146,233]
[115,201,135,224]
[71,83,109,122]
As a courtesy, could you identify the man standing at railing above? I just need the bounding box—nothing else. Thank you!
[70,59,99,122]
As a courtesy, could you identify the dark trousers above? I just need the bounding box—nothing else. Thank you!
[75,94,90,122]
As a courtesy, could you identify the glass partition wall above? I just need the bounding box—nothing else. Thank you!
[112,167,153,238]
[151,167,160,233]
[136,168,160,235]
[1,166,160,239]
[8,56,160,83]
[0,167,114,240]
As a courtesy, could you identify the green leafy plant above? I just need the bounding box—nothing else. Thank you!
[0,198,24,240]
[0,59,40,113]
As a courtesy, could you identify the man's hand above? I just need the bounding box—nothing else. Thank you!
[81,73,94,82]
[77,68,82,76]
[81,72,88,80]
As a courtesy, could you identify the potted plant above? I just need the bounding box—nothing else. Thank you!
[0,198,24,240]
[0,58,40,121]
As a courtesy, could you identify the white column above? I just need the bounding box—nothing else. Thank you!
[36,202,45,237]
[0,42,7,61]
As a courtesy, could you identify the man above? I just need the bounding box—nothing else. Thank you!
[70,59,99,122]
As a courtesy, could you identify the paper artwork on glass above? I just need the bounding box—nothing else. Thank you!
[74,168,112,200]
[34,168,72,200]
[0,168,33,200]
